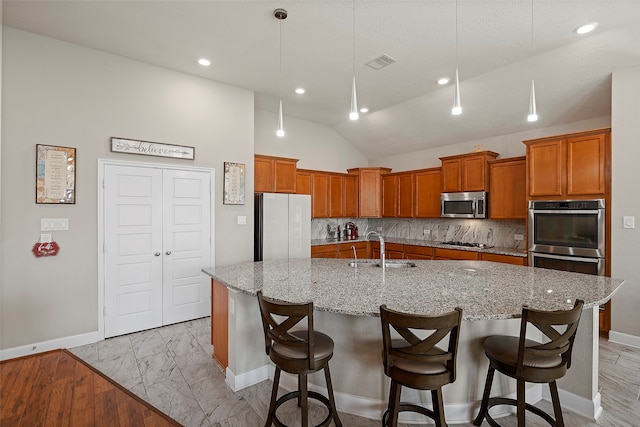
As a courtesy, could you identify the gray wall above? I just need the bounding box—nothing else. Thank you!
[611,66,640,340]
[0,28,255,351]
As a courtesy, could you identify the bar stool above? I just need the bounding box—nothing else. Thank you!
[257,291,342,427]
[473,299,584,427]
[380,304,463,427]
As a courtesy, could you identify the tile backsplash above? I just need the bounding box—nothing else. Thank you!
[312,218,526,250]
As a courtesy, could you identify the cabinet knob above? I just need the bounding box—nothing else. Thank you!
[165,250,172,255]
[154,252,161,256]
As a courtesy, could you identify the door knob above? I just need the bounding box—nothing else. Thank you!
[154,252,161,256]
[165,251,172,255]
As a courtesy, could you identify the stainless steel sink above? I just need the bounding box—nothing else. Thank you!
[348,260,416,268]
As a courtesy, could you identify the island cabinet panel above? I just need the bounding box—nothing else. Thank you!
[344,175,359,217]
[434,248,479,260]
[348,167,392,218]
[312,173,330,218]
[440,151,499,192]
[329,175,345,217]
[489,157,527,220]
[404,245,433,260]
[479,252,527,266]
[414,168,442,218]
[338,241,368,259]
[296,170,313,195]
[524,128,610,199]
[311,244,339,258]
[382,175,398,217]
[211,279,228,369]
[254,154,299,193]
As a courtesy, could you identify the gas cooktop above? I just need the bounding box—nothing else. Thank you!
[440,241,493,249]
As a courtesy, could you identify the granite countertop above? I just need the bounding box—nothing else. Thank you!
[311,237,527,257]
[202,259,624,321]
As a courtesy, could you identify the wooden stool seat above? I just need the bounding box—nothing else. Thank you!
[257,291,342,427]
[473,299,584,427]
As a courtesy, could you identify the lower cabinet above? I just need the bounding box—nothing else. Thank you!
[479,252,527,266]
[211,279,228,369]
[404,245,433,260]
[434,248,479,260]
[311,244,339,258]
[311,242,368,259]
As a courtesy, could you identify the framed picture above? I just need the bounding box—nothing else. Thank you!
[223,162,245,205]
[110,137,195,160]
[36,144,76,204]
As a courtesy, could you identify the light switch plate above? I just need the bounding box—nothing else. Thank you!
[41,218,69,231]
[40,233,52,243]
[514,234,524,241]
[237,215,247,225]
[623,216,635,229]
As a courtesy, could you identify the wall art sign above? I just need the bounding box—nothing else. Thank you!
[32,240,60,257]
[36,144,76,204]
[111,137,195,160]
[223,162,245,205]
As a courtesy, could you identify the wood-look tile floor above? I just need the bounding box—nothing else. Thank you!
[69,318,640,426]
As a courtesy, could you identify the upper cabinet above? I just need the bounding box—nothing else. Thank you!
[488,157,526,220]
[254,154,298,193]
[298,169,359,218]
[348,167,391,218]
[414,168,442,218]
[440,151,499,192]
[524,128,610,199]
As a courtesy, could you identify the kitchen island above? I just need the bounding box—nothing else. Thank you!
[202,259,624,423]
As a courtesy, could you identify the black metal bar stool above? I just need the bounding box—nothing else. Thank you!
[473,299,584,427]
[380,304,463,427]
[257,290,342,427]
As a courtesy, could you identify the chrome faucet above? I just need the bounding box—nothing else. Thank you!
[351,245,357,260]
[366,231,385,273]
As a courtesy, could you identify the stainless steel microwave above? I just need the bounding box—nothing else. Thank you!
[441,192,487,219]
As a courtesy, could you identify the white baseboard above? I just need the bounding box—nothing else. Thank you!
[541,387,602,421]
[225,364,270,392]
[0,331,99,361]
[609,330,640,349]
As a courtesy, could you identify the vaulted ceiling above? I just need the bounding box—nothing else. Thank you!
[4,1,640,158]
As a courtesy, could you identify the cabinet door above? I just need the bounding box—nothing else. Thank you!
[398,173,414,217]
[463,155,488,191]
[479,253,526,266]
[382,175,398,217]
[434,248,479,260]
[312,173,330,218]
[212,280,229,369]
[296,171,312,195]
[527,140,563,197]
[329,175,345,217]
[311,244,339,258]
[441,159,462,192]
[567,133,606,196]
[404,245,433,260]
[344,176,359,217]
[359,169,383,217]
[489,158,526,219]
[254,157,274,193]
[415,169,442,218]
[274,159,297,193]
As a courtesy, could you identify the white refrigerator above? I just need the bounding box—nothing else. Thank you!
[254,193,311,261]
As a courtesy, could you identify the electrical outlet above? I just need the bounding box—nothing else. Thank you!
[423,229,430,236]
[514,234,524,241]
[376,227,383,232]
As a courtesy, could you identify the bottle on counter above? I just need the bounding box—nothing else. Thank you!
[337,225,341,241]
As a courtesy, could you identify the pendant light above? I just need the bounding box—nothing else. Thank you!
[451,0,462,116]
[349,0,359,121]
[275,8,287,137]
[527,0,538,122]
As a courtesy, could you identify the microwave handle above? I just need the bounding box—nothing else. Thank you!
[472,199,477,217]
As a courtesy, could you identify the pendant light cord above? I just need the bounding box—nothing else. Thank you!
[352,0,356,76]
[279,19,282,99]
[455,0,458,67]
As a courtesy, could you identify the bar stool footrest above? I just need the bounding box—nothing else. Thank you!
[479,397,558,427]
[271,390,336,427]
[382,403,448,427]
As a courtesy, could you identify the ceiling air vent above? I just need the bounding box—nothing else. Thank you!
[365,54,396,70]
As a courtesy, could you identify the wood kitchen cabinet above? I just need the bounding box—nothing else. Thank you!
[524,128,610,199]
[311,244,340,258]
[211,279,228,369]
[312,173,330,218]
[434,248,479,260]
[404,245,433,260]
[254,154,298,193]
[344,175,359,217]
[329,175,345,218]
[347,167,391,218]
[489,157,526,220]
[440,151,498,192]
[296,169,313,195]
[382,172,414,218]
[312,242,368,259]
[479,252,527,266]
[382,174,398,217]
[371,242,404,260]
[414,168,442,218]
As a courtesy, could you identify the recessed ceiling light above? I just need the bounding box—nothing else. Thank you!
[437,77,450,85]
[295,88,305,94]
[575,22,598,35]
[198,58,211,66]
[359,107,369,113]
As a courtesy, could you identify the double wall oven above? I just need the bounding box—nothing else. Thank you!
[528,199,605,276]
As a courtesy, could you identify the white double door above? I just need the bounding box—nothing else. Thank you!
[103,163,212,338]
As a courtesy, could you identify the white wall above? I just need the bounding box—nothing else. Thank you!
[371,116,611,172]
[611,66,640,341]
[255,109,367,172]
[0,28,255,351]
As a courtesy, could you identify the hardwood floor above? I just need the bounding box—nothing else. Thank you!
[0,349,182,427]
